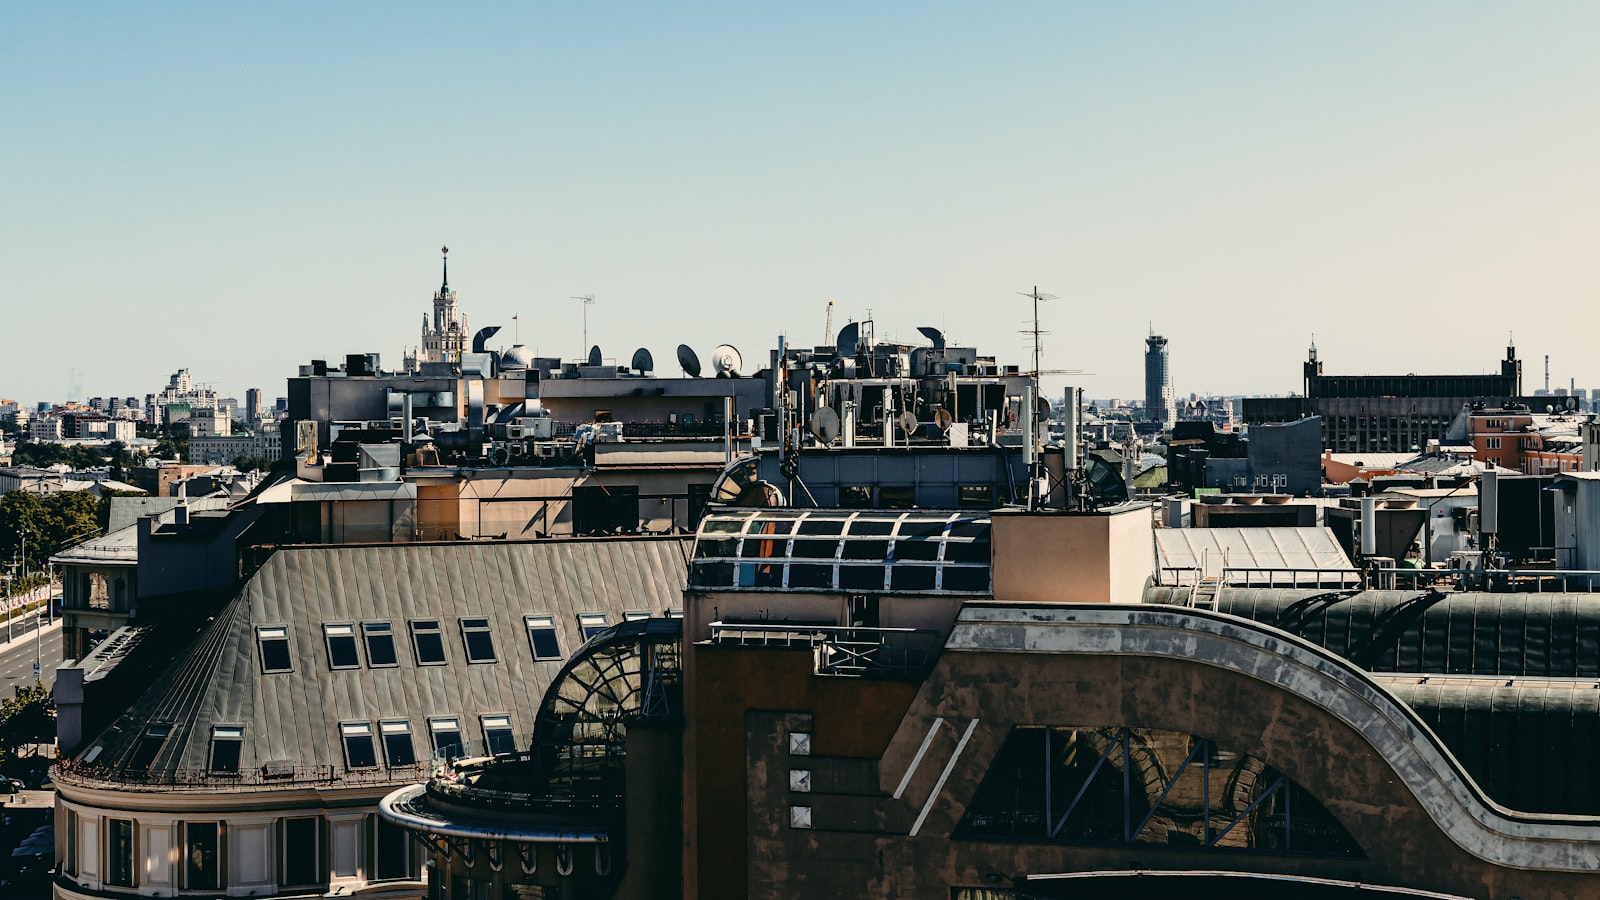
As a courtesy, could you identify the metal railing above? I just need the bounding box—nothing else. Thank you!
[52,759,430,793]
[709,621,942,678]
[1365,567,1600,593]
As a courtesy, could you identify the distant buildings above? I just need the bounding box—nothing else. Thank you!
[1143,331,1174,431]
[403,246,469,371]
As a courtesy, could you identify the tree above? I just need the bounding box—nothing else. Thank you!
[0,490,104,573]
[232,455,267,472]
[0,684,53,761]
[153,422,189,463]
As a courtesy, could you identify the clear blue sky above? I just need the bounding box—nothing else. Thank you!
[5,2,1599,407]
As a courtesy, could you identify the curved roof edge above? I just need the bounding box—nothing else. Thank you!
[945,603,1600,873]
[379,784,609,844]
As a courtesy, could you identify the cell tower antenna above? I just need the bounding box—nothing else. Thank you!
[571,295,596,359]
[823,300,835,345]
[1017,286,1057,380]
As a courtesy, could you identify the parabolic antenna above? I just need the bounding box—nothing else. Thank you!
[588,345,603,367]
[898,411,919,435]
[631,348,654,373]
[933,408,954,430]
[811,407,841,444]
[1569,397,1579,411]
[677,344,702,378]
[1037,396,1052,417]
[711,344,743,377]
[836,322,860,358]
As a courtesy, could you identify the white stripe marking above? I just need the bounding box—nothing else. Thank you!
[893,717,944,799]
[909,717,979,837]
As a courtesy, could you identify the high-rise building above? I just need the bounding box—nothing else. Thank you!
[404,245,469,370]
[245,388,263,422]
[1143,331,1174,430]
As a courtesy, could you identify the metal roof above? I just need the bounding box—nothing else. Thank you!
[1154,527,1353,580]
[1211,590,1600,677]
[69,536,689,789]
[1379,674,1600,816]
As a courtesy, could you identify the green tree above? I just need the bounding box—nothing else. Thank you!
[232,455,267,472]
[153,422,189,462]
[0,490,104,573]
[0,684,53,760]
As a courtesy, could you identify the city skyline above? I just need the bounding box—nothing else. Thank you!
[7,3,1600,404]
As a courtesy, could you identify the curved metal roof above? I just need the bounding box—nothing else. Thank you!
[1208,589,1600,677]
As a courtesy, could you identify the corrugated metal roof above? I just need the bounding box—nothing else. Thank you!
[1212,590,1600,677]
[1379,674,1600,815]
[75,536,690,785]
[1154,527,1353,579]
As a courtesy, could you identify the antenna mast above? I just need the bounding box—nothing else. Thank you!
[571,295,596,358]
[1017,286,1057,382]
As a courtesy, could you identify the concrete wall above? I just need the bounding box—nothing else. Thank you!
[989,506,1152,605]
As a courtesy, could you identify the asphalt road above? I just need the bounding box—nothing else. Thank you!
[0,617,63,691]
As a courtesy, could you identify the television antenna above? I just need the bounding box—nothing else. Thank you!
[1017,286,1057,380]
[571,295,596,359]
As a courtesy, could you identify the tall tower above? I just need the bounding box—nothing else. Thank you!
[413,246,470,367]
[1501,335,1522,395]
[1303,337,1323,398]
[1144,330,1174,430]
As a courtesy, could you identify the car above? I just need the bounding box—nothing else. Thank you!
[0,778,23,795]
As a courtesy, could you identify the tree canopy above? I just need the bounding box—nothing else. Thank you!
[0,491,104,574]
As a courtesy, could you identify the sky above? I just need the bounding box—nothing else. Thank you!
[5,2,1600,408]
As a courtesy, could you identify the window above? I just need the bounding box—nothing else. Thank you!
[341,722,378,769]
[324,623,360,669]
[430,718,464,758]
[410,620,447,665]
[363,622,398,667]
[1487,437,1502,450]
[257,625,292,673]
[525,616,562,660]
[381,720,417,767]
[623,610,651,622]
[209,726,243,774]
[107,818,135,887]
[958,485,993,508]
[459,617,497,663]
[129,724,171,771]
[65,809,77,876]
[482,715,516,756]
[184,822,222,890]
[578,613,609,642]
[280,817,319,886]
[375,814,411,881]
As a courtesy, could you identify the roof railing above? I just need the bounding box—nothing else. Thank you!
[52,759,430,793]
[709,621,942,678]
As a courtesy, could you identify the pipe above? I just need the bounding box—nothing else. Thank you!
[1360,497,1377,558]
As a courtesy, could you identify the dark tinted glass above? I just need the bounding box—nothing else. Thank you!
[787,563,833,589]
[798,518,846,535]
[412,622,446,664]
[463,629,496,662]
[129,735,166,771]
[839,566,885,591]
[185,823,219,890]
[943,540,991,563]
[791,539,840,559]
[260,638,292,673]
[283,818,318,885]
[846,519,895,535]
[209,740,242,774]
[486,727,516,756]
[344,734,378,768]
[890,565,937,591]
[328,634,359,668]
[529,628,561,660]
[384,732,417,766]
[942,566,991,592]
[365,628,397,666]
[841,539,890,560]
[432,728,463,757]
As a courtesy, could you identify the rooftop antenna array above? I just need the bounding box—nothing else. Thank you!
[1018,286,1057,381]
[571,295,596,361]
[630,348,654,374]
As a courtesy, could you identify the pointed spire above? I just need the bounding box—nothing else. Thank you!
[440,245,450,292]
[1309,333,1317,358]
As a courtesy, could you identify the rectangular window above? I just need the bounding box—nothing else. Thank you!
[482,715,516,756]
[430,718,464,758]
[325,623,360,669]
[210,726,244,774]
[281,817,319,887]
[128,724,171,771]
[525,616,561,660]
[257,625,292,673]
[459,617,497,663]
[184,822,221,891]
[958,485,993,509]
[1487,437,1501,450]
[107,818,135,887]
[381,720,417,767]
[363,622,398,667]
[65,809,77,876]
[410,620,447,665]
[342,722,378,769]
[578,613,609,642]
[375,814,410,881]
[623,610,651,622]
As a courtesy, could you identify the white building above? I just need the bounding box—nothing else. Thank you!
[403,246,469,371]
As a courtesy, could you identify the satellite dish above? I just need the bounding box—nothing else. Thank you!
[916,326,946,350]
[1037,396,1052,417]
[677,344,702,377]
[836,322,860,358]
[588,345,602,367]
[1547,405,1555,414]
[811,407,841,444]
[1568,397,1579,411]
[933,408,954,430]
[711,344,743,377]
[630,348,654,373]
[898,411,918,435]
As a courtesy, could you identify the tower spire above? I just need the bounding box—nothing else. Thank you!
[440,245,450,292]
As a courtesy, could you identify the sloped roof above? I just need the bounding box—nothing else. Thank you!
[72,536,690,788]
[1154,527,1353,580]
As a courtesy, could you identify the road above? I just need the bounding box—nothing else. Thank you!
[0,616,63,691]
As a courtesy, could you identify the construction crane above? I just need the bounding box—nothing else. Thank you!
[822,300,835,345]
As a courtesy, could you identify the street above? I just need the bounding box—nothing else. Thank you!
[0,616,63,691]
